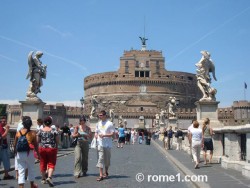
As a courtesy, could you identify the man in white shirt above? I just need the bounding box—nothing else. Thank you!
[95,110,114,181]
[36,118,43,131]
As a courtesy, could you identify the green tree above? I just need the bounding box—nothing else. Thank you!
[0,104,7,118]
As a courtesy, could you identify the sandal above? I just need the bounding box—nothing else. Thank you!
[96,176,104,181]
[103,172,109,179]
[41,179,47,184]
[194,164,200,169]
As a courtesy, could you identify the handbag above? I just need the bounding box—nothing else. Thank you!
[90,138,97,149]
[71,137,78,147]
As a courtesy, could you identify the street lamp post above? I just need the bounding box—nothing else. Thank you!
[80,97,84,115]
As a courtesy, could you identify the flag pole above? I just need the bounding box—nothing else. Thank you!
[244,87,246,100]
[244,82,247,100]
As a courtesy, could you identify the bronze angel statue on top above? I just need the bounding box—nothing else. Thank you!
[26,51,47,100]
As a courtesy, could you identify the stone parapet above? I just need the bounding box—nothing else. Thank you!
[213,124,250,179]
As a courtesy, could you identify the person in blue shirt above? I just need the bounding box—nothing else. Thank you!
[117,125,125,148]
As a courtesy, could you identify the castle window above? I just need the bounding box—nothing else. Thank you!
[135,71,139,77]
[135,71,150,77]
[140,107,144,111]
[125,61,129,73]
[125,67,129,73]
[188,76,193,81]
[140,71,144,77]
[146,61,149,68]
[156,61,160,73]
[125,61,129,67]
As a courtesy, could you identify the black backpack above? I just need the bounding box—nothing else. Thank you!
[16,131,30,152]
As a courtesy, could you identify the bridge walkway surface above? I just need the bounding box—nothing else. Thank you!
[1,139,250,188]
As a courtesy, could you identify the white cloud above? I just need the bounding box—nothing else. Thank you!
[0,54,18,63]
[43,25,72,38]
[0,35,88,72]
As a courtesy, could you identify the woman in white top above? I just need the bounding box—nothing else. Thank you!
[131,128,135,144]
[190,121,203,169]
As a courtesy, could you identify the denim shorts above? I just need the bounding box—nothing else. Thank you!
[0,148,11,170]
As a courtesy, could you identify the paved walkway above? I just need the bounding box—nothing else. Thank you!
[1,140,250,188]
[153,139,250,188]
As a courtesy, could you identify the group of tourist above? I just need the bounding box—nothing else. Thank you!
[117,126,152,147]
[0,112,215,187]
[0,116,59,188]
[1,109,154,186]
[158,118,214,169]
[162,126,184,150]
[188,118,214,169]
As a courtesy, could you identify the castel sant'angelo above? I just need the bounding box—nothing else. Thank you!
[5,39,250,128]
[83,38,201,128]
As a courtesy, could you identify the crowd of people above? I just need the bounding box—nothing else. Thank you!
[156,118,214,170]
[0,113,214,187]
[116,126,152,147]
[0,112,157,186]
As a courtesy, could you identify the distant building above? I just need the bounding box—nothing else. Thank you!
[5,100,250,128]
[218,100,250,126]
[4,45,250,128]
[83,48,201,128]
[7,103,82,127]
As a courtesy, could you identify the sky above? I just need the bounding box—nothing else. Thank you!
[0,0,250,108]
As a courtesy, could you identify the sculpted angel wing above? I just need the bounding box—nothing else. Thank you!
[209,60,217,81]
[26,51,34,80]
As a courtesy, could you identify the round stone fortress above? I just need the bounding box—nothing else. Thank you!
[84,47,201,127]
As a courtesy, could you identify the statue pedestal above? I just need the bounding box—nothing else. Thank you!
[195,101,222,128]
[138,116,145,129]
[89,117,99,132]
[167,117,178,130]
[159,122,166,132]
[20,100,46,126]
[138,123,145,129]
[195,100,223,161]
[141,45,146,51]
